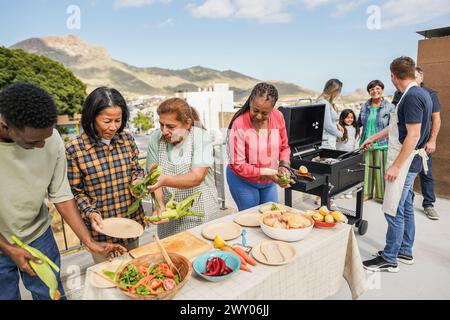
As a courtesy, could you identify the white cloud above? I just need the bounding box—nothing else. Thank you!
[380,0,450,29]
[187,0,236,19]
[158,17,175,28]
[234,0,293,23]
[185,0,450,26]
[186,0,293,23]
[301,0,335,10]
[331,0,367,17]
[114,0,171,9]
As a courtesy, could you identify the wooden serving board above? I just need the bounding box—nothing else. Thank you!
[129,231,212,260]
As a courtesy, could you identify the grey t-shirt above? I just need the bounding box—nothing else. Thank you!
[0,129,74,245]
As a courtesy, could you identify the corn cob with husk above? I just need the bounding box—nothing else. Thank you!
[128,163,161,215]
[11,235,61,300]
[144,191,204,223]
[278,173,295,185]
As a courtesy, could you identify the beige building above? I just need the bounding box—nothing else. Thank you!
[416,26,450,199]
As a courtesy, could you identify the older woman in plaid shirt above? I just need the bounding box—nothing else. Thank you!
[66,87,145,263]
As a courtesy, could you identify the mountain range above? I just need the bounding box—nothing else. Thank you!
[10,35,318,101]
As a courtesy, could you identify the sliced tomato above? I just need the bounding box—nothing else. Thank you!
[137,265,149,275]
[149,279,162,290]
[157,263,174,278]
[163,278,177,291]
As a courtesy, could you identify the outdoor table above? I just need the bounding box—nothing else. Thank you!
[82,204,367,300]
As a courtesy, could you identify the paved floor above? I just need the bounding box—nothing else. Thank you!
[18,184,450,300]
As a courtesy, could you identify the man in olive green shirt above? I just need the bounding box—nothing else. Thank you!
[0,83,126,300]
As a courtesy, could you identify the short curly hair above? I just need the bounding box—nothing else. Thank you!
[0,83,57,129]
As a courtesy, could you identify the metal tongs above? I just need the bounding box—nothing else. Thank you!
[336,146,363,161]
[286,166,315,181]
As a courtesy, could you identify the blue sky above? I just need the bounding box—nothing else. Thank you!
[1,0,449,94]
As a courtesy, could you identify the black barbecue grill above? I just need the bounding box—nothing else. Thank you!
[279,103,368,235]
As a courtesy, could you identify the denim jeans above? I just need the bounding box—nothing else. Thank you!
[419,155,436,208]
[382,171,418,264]
[0,227,65,300]
[226,166,278,211]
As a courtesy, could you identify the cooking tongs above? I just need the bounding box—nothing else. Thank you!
[336,146,364,161]
[285,166,316,181]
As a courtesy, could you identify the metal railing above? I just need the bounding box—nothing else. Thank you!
[56,141,228,254]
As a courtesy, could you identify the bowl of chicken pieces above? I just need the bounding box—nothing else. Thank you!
[260,210,314,242]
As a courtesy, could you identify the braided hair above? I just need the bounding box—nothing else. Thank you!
[227,82,279,130]
[226,82,278,163]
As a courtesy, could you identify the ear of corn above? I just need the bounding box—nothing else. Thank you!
[29,260,61,300]
[144,191,204,223]
[11,235,61,300]
[128,164,161,215]
[166,193,178,209]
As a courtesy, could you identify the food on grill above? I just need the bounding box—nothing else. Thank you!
[311,156,339,165]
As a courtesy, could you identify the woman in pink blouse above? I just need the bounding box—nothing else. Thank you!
[227,83,291,211]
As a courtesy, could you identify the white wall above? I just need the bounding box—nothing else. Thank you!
[184,84,234,135]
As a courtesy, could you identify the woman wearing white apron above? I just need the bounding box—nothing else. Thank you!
[361,57,432,272]
[146,98,220,239]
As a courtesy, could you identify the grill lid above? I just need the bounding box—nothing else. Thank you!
[278,103,326,152]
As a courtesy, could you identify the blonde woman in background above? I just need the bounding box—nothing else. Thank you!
[315,79,345,206]
[316,79,345,149]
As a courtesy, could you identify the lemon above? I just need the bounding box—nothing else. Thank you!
[213,235,227,249]
[299,166,308,174]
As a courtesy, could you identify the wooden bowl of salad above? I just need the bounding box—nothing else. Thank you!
[115,253,192,300]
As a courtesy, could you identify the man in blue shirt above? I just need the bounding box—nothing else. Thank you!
[361,56,432,272]
[392,67,441,220]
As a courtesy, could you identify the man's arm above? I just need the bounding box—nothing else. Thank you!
[360,127,389,149]
[385,123,421,181]
[0,234,41,276]
[425,112,441,154]
[54,200,126,258]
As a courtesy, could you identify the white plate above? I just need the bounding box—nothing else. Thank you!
[100,218,144,239]
[251,240,296,266]
[201,222,242,241]
[88,256,132,289]
[233,212,261,227]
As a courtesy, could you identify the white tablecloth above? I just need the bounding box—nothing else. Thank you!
[83,204,367,300]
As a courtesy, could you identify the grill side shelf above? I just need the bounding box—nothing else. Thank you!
[289,173,326,192]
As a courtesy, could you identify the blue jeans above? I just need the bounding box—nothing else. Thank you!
[0,227,65,300]
[226,166,278,211]
[419,155,435,208]
[382,171,418,264]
